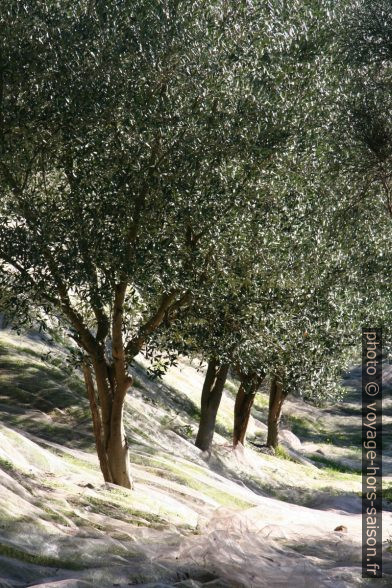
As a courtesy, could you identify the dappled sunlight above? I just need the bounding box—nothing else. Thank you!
[0,330,391,586]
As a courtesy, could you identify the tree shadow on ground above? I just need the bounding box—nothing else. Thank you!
[0,340,93,450]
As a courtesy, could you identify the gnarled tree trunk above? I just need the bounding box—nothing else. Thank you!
[79,283,134,489]
[267,374,285,449]
[232,377,260,447]
[233,382,255,446]
[106,392,132,488]
[78,283,190,489]
[82,360,112,483]
[83,355,133,488]
[195,359,229,452]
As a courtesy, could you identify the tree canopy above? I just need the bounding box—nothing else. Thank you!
[1,0,391,485]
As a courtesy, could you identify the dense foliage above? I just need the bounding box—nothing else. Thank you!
[0,0,391,482]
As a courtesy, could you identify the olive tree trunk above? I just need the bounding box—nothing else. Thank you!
[79,284,134,489]
[267,375,285,449]
[82,360,112,483]
[233,383,255,446]
[68,278,188,490]
[106,395,131,488]
[233,372,264,447]
[195,359,229,452]
[83,356,133,488]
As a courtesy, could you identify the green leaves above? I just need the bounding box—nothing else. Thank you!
[0,1,299,350]
[0,0,389,405]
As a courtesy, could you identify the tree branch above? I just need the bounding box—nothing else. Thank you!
[63,154,110,341]
[112,281,128,392]
[125,291,178,358]
[0,163,100,356]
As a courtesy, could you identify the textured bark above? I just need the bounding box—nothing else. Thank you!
[195,359,229,452]
[267,375,285,448]
[88,357,133,488]
[104,282,133,488]
[233,372,264,447]
[82,361,113,483]
[93,357,113,449]
[106,392,132,488]
[233,384,256,447]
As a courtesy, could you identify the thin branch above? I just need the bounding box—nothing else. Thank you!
[63,154,110,340]
[111,281,128,391]
[0,161,100,355]
[82,358,112,482]
[125,291,178,358]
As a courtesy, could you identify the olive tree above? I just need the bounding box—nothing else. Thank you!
[0,1,295,486]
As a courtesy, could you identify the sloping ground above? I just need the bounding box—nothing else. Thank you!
[0,329,391,587]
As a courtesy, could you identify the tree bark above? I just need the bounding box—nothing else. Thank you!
[82,360,113,483]
[267,375,285,449]
[233,383,256,447]
[93,357,113,451]
[233,372,264,447]
[87,357,133,489]
[80,283,188,489]
[106,389,132,488]
[102,282,133,489]
[195,359,229,452]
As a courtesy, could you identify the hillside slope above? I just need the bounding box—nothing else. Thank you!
[0,328,391,587]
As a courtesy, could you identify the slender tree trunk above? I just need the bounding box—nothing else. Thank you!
[78,283,190,489]
[81,284,187,488]
[82,361,113,483]
[93,358,113,450]
[105,283,133,488]
[195,359,229,452]
[91,361,133,488]
[85,352,133,489]
[106,390,132,488]
[233,373,264,447]
[233,384,256,447]
[267,375,285,449]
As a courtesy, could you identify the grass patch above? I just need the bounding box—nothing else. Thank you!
[0,336,87,415]
[214,418,232,439]
[224,380,238,396]
[39,505,73,527]
[159,461,253,509]
[188,480,252,509]
[0,543,85,570]
[253,393,269,411]
[283,414,322,438]
[0,340,44,359]
[275,445,296,461]
[383,484,392,503]
[50,449,96,470]
[131,453,253,509]
[81,495,168,527]
[310,454,361,474]
[0,456,16,473]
